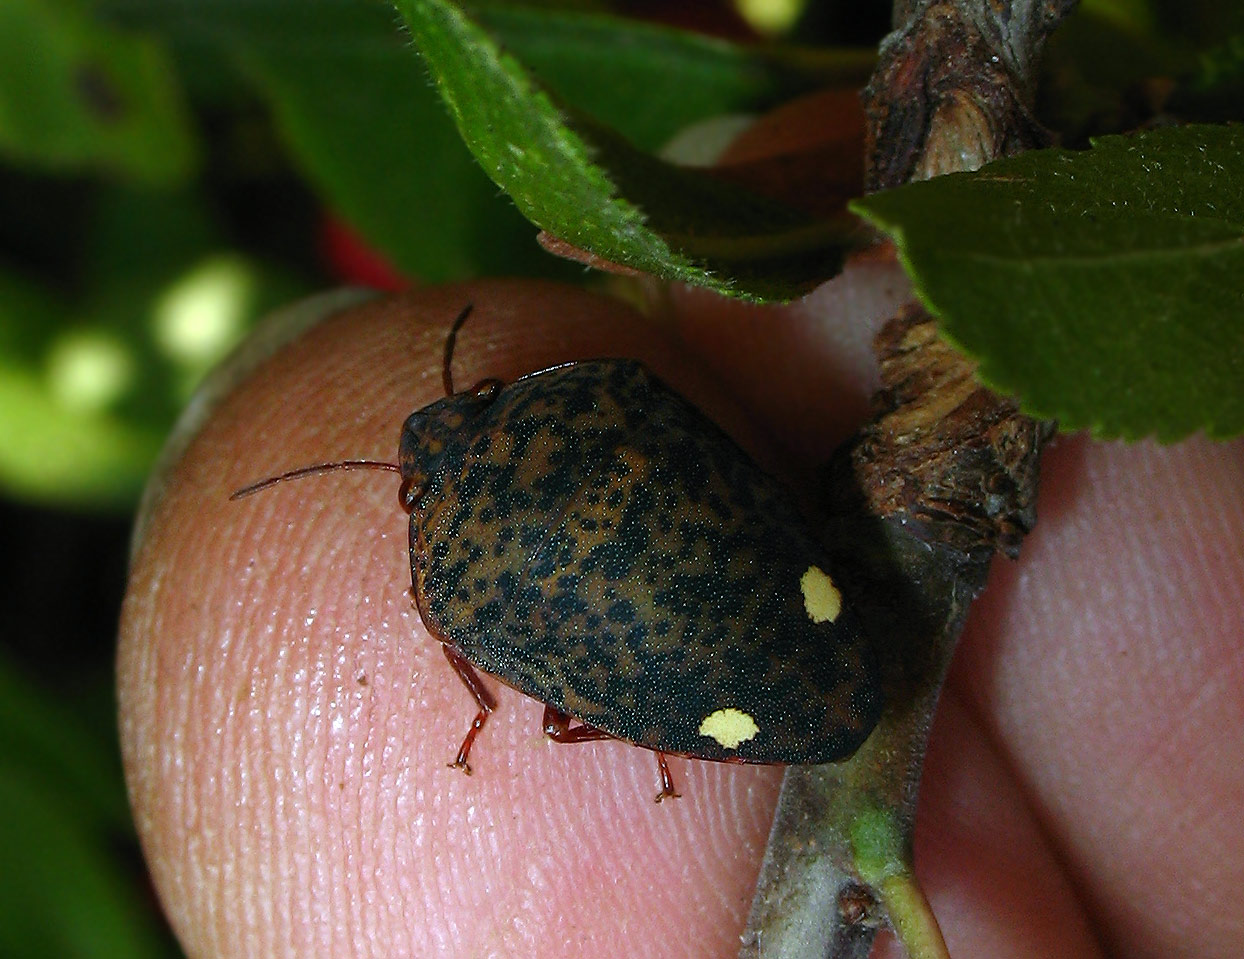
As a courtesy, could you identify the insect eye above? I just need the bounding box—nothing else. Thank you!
[472,378,503,401]
[398,476,423,513]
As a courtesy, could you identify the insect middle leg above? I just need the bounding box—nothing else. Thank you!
[542,705,681,802]
[442,645,498,774]
[541,704,611,743]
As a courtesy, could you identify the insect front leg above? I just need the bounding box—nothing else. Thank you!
[653,752,681,804]
[442,646,498,774]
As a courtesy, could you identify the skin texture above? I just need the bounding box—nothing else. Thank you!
[118,273,1244,959]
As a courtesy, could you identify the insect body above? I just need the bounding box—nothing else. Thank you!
[236,306,882,799]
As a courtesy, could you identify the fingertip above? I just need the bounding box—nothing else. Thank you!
[949,433,1244,956]
[118,279,786,958]
[912,690,1102,959]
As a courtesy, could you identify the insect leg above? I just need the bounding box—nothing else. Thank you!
[543,706,682,802]
[541,704,611,743]
[653,752,681,804]
[442,646,498,774]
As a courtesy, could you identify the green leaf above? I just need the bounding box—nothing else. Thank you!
[1038,7,1188,142]
[851,124,1244,441]
[0,776,173,959]
[104,0,563,283]
[1167,35,1244,122]
[397,0,856,300]
[1149,0,1244,48]
[473,4,873,152]
[0,655,170,959]
[0,187,306,510]
[1081,0,1244,47]
[0,0,196,183]
[0,359,165,507]
[1079,0,1157,33]
[0,267,161,508]
[227,1,559,282]
[0,654,129,832]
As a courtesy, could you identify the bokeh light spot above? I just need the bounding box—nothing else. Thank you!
[46,331,134,411]
[152,255,253,367]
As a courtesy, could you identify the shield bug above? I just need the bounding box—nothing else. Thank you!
[234,305,882,800]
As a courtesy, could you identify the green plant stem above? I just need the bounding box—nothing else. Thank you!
[879,871,951,959]
[849,803,950,959]
[739,2,1076,940]
[740,518,991,959]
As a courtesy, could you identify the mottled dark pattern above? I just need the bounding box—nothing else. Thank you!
[399,361,881,763]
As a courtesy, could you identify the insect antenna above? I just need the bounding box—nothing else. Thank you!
[229,460,400,500]
[232,303,474,502]
[442,303,474,397]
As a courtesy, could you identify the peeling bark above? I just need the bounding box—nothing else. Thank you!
[739,2,1074,956]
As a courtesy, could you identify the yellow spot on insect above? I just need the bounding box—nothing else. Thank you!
[698,708,759,749]
[801,566,842,623]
